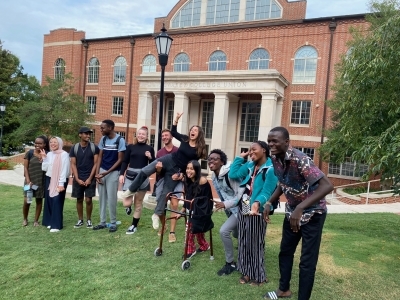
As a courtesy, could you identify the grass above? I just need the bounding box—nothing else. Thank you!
[1,184,399,300]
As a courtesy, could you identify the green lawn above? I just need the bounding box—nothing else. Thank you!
[1,184,399,300]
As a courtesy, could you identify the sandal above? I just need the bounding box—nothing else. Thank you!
[22,220,28,226]
[263,290,292,299]
[250,278,269,286]
[239,275,250,284]
[33,221,40,227]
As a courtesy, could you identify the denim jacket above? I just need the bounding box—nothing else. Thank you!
[211,163,243,216]
[229,156,278,213]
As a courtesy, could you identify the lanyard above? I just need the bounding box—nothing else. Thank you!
[248,165,259,198]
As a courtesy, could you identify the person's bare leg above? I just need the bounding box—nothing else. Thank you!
[34,198,43,226]
[85,197,93,221]
[168,197,179,242]
[133,191,146,219]
[76,198,84,221]
[22,197,29,226]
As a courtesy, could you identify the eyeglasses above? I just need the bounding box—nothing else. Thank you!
[207,157,220,162]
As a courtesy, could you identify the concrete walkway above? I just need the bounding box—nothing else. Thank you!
[2,165,400,214]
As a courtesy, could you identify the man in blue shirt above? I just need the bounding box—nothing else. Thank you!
[263,126,333,300]
[93,120,126,233]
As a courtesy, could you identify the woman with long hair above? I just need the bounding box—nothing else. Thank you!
[179,160,212,258]
[229,141,278,286]
[120,126,155,234]
[121,112,207,232]
[22,135,49,226]
[40,136,70,232]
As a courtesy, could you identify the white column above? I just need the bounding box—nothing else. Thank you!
[173,92,190,134]
[274,96,284,127]
[225,93,239,162]
[258,93,278,140]
[200,0,208,25]
[238,0,247,22]
[210,92,230,151]
[137,91,153,128]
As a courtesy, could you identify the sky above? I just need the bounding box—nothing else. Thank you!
[0,0,370,81]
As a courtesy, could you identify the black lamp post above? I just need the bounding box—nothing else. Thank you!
[154,23,173,150]
[0,103,5,157]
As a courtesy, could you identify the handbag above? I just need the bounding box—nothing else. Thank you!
[125,170,138,181]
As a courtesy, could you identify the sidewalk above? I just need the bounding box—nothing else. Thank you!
[2,165,400,214]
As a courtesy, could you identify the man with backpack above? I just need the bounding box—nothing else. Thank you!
[208,149,243,276]
[94,120,126,233]
[70,127,99,229]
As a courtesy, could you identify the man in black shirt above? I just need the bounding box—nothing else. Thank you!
[70,127,100,228]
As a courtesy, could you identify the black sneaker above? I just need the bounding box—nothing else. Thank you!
[182,252,196,259]
[109,225,117,233]
[126,225,137,235]
[125,206,132,216]
[74,220,84,228]
[86,220,93,228]
[196,246,210,253]
[217,262,237,276]
[93,224,106,230]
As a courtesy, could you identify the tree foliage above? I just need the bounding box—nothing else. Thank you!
[320,0,400,189]
[14,74,94,144]
[0,41,35,155]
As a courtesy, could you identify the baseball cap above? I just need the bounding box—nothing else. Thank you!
[78,126,93,133]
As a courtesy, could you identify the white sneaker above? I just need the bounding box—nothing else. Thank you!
[121,189,135,199]
[151,214,160,230]
[126,225,137,235]
[47,226,51,229]
[50,229,60,233]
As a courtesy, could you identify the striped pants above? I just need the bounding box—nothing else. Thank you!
[237,209,267,283]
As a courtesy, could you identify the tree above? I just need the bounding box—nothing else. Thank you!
[320,0,400,189]
[0,41,34,155]
[14,73,94,144]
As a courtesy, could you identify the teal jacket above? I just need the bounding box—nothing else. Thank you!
[228,156,278,213]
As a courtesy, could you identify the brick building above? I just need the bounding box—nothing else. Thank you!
[41,0,369,185]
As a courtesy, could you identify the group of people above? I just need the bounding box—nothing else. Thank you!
[22,113,333,300]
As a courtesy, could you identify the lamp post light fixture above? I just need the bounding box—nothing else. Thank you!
[154,23,173,150]
[0,103,6,157]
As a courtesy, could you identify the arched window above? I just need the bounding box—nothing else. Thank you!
[113,56,127,83]
[173,53,190,72]
[293,46,318,84]
[206,0,240,25]
[248,48,270,70]
[142,55,156,73]
[88,57,99,83]
[245,0,282,21]
[208,51,227,71]
[54,58,65,81]
[171,0,201,28]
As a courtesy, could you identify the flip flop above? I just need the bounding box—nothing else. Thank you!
[239,275,250,284]
[22,220,28,226]
[263,290,292,299]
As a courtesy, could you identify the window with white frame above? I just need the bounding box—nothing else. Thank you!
[88,57,99,83]
[87,96,97,114]
[248,48,270,69]
[245,0,282,21]
[173,53,190,72]
[54,58,65,81]
[329,158,369,178]
[115,131,126,139]
[166,99,174,129]
[291,101,311,125]
[294,147,315,160]
[112,97,124,115]
[91,129,95,141]
[113,56,127,83]
[240,102,261,142]
[201,101,214,139]
[293,46,318,83]
[171,0,201,28]
[142,55,156,73]
[208,51,227,71]
[206,0,240,25]
[150,134,155,148]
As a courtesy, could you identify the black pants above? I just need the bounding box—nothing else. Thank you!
[279,212,326,300]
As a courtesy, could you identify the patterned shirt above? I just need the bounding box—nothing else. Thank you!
[271,146,327,211]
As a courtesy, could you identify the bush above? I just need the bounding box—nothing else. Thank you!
[0,159,14,170]
[343,186,380,195]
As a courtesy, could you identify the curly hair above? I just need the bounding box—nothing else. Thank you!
[208,149,227,165]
